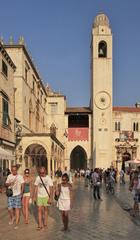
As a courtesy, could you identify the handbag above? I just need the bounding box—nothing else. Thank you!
[54,191,60,201]
[135,192,140,203]
[5,175,18,197]
[6,188,13,197]
[54,184,61,201]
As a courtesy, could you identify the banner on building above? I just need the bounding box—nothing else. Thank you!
[68,128,89,141]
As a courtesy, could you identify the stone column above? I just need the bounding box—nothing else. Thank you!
[52,158,55,178]
[47,156,51,176]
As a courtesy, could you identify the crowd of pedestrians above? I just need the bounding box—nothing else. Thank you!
[3,165,73,231]
[73,166,140,216]
[129,166,140,216]
[1,163,140,232]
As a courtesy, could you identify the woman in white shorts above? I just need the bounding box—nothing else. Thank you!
[56,173,73,231]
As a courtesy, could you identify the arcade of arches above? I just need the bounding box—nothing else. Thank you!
[70,146,87,170]
[24,144,48,171]
[22,137,65,175]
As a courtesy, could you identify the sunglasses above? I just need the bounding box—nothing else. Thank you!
[25,172,29,174]
[62,178,67,182]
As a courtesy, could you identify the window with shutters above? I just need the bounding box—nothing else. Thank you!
[2,97,9,126]
[2,60,8,77]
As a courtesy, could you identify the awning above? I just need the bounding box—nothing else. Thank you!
[0,147,15,160]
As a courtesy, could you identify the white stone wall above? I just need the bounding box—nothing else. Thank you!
[5,46,48,134]
[0,50,15,143]
[91,15,113,168]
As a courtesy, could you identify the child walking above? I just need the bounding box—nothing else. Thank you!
[56,173,73,231]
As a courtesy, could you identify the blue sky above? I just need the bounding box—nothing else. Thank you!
[0,0,140,107]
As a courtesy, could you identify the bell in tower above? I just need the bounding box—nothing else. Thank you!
[98,41,107,58]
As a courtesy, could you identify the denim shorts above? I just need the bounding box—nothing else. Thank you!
[134,192,140,203]
[8,194,22,209]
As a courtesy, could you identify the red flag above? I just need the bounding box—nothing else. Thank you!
[68,128,88,141]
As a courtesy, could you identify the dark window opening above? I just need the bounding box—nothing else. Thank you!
[68,115,89,128]
[133,122,139,132]
[2,60,8,77]
[2,98,9,126]
[118,122,120,131]
[115,122,121,131]
[25,68,28,81]
[98,41,107,58]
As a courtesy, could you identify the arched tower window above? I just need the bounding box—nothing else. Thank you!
[115,122,117,131]
[133,122,135,131]
[133,122,139,132]
[98,41,107,58]
[115,121,121,131]
[118,122,120,131]
[136,122,139,131]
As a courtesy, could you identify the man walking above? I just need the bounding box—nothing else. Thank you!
[5,165,24,229]
[33,167,53,230]
[92,168,102,200]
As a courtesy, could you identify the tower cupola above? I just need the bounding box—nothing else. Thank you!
[93,13,110,28]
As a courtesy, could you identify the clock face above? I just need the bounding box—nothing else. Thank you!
[94,91,111,109]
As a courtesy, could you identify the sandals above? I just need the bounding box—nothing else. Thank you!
[36,226,42,231]
[36,224,47,230]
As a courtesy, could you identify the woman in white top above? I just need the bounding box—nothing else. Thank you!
[56,173,73,231]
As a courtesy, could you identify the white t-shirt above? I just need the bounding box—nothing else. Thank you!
[34,175,53,197]
[120,170,124,177]
[137,173,140,189]
[6,174,24,196]
[92,172,100,185]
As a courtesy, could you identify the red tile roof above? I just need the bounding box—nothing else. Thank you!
[113,106,140,113]
[65,106,140,114]
[65,107,92,114]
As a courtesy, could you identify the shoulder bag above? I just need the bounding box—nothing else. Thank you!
[6,175,18,197]
[6,188,13,197]
[39,176,50,198]
[54,184,61,201]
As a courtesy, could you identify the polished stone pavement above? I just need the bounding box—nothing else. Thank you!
[0,178,140,240]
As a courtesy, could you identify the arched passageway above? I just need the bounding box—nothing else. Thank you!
[24,144,48,171]
[70,146,87,170]
[122,152,131,172]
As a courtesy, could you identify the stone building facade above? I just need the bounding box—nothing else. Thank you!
[0,42,16,171]
[0,13,140,174]
[4,41,65,175]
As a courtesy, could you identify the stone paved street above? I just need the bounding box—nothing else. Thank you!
[0,179,140,240]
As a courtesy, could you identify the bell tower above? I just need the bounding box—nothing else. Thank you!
[91,13,113,168]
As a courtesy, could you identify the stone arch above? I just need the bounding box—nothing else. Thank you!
[23,140,50,156]
[122,151,131,172]
[24,143,48,172]
[70,145,87,170]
